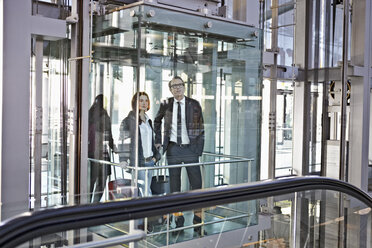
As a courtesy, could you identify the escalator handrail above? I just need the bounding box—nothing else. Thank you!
[0,176,371,247]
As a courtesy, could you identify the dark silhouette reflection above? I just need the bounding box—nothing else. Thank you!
[88,94,115,203]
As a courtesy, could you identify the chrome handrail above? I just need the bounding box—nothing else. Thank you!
[69,229,146,248]
[88,156,254,197]
[203,151,252,160]
[87,156,254,171]
[1,177,371,248]
[125,158,253,171]
[146,212,254,237]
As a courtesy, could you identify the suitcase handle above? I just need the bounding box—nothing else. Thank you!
[154,165,167,182]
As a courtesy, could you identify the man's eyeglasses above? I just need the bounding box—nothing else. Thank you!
[170,83,184,89]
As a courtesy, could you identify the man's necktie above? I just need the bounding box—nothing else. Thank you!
[177,102,182,145]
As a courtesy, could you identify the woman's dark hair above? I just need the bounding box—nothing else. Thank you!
[131,92,150,111]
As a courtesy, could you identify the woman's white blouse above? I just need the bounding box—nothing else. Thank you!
[139,116,153,158]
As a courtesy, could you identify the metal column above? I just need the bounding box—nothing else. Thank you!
[33,38,44,210]
[349,0,371,190]
[268,0,279,179]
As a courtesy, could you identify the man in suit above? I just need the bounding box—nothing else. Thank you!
[154,76,205,235]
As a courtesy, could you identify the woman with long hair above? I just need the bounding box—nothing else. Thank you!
[120,92,161,196]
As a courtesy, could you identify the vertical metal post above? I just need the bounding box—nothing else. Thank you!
[134,12,142,193]
[201,164,205,189]
[268,0,278,179]
[321,0,332,177]
[259,0,265,31]
[69,14,77,207]
[34,38,44,210]
[318,189,327,247]
[301,0,312,175]
[166,213,170,246]
[338,1,350,247]
[143,168,148,235]
[290,192,298,247]
[339,0,349,182]
[218,69,223,156]
[68,0,89,245]
[292,0,311,176]
[310,90,318,172]
[310,0,321,172]
[310,89,317,172]
[72,0,84,206]
[349,0,371,191]
[217,69,223,185]
[60,39,68,205]
[247,160,251,183]
[130,10,143,248]
[172,33,177,76]
[309,192,316,247]
[317,0,329,225]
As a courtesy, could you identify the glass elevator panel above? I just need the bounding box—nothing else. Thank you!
[30,39,70,208]
[276,81,294,176]
[89,3,262,202]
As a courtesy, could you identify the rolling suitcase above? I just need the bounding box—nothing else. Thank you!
[151,167,170,195]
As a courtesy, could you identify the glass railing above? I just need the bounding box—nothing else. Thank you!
[88,152,254,202]
[0,177,371,248]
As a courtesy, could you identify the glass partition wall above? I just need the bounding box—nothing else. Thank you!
[30,39,70,209]
[88,3,262,204]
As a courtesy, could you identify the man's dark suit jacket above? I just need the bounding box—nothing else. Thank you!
[154,96,204,156]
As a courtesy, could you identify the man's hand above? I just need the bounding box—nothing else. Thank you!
[155,143,162,150]
[119,161,128,169]
[112,144,119,153]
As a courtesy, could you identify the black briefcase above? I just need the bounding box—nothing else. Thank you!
[151,174,170,195]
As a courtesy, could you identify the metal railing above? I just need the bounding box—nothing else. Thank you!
[0,176,371,248]
[88,152,254,197]
[87,152,254,240]
[70,229,146,248]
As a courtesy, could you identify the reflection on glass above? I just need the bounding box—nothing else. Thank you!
[309,83,323,174]
[276,81,294,177]
[88,94,115,203]
[89,4,262,203]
